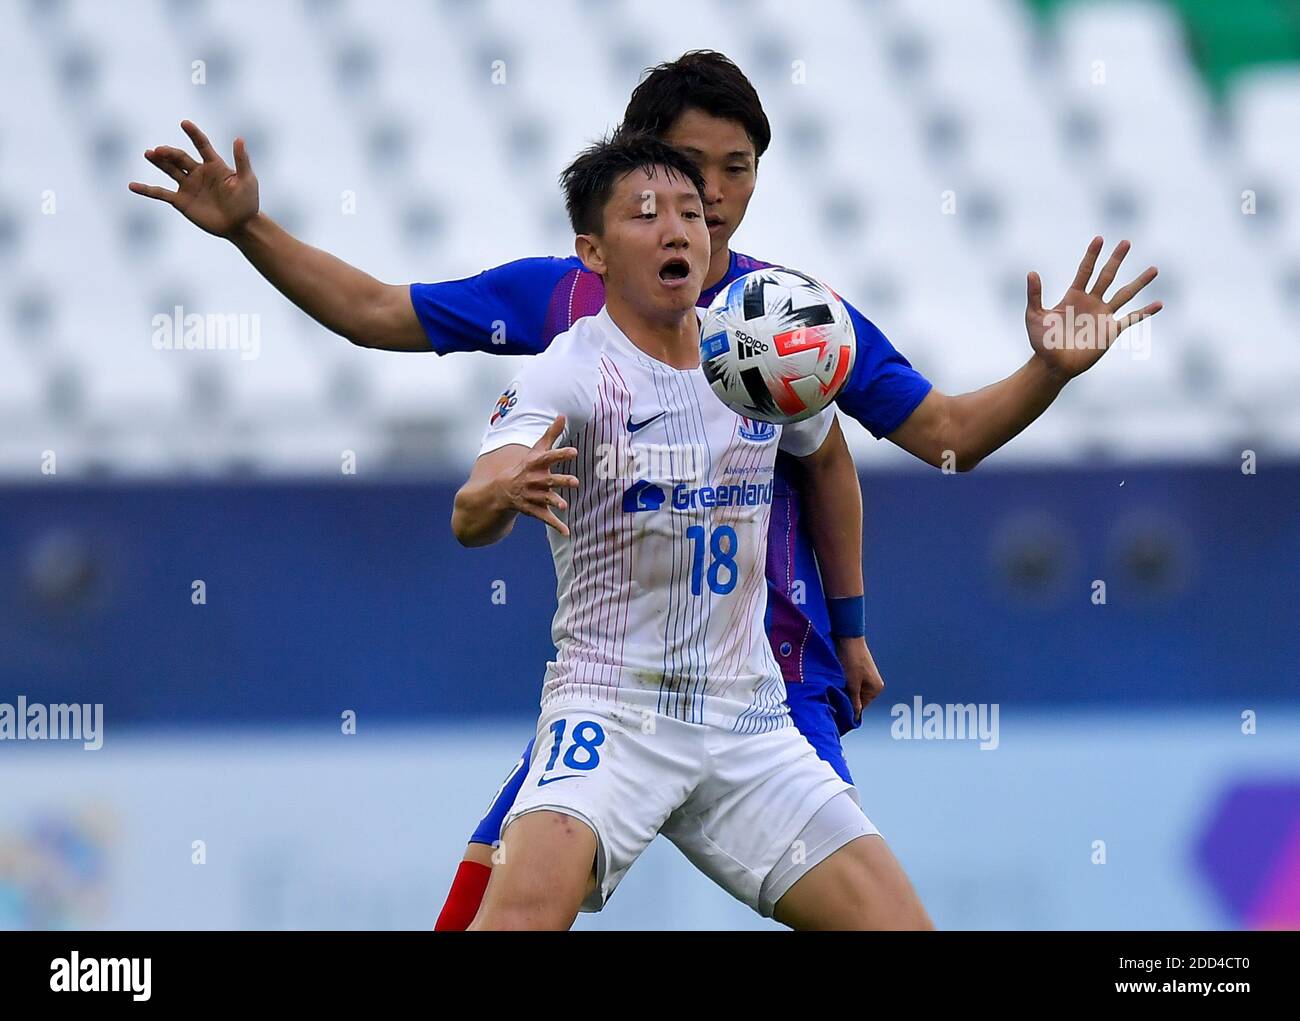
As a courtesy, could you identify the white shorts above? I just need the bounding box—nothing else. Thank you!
[758,789,880,915]
[501,697,862,915]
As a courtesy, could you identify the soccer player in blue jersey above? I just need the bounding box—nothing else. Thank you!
[131,50,1161,929]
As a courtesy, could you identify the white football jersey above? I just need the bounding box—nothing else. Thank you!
[480,307,834,732]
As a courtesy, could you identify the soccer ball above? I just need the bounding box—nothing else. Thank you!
[699,267,856,424]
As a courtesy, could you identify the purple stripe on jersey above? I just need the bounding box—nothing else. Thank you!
[543,267,607,344]
[729,251,777,276]
[599,360,634,696]
[764,463,844,689]
[765,485,816,686]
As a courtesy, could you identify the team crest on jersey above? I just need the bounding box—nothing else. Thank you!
[738,416,776,443]
[490,386,518,425]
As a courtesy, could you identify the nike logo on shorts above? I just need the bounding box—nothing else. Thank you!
[537,774,581,786]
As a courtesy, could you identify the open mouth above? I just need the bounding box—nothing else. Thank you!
[706,218,725,230]
[658,257,691,282]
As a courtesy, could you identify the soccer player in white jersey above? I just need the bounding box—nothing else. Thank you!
[451,131,931,930]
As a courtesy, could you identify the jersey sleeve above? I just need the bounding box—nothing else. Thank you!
[834,299,933,439]
[409,256,580,355]
[478,341,594,457]
[777,406,836,457]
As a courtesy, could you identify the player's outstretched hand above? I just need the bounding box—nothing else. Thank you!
[503,416,580,536]
[1026,236,1162,383]
[836,636,885,722]
[128,120,259,238]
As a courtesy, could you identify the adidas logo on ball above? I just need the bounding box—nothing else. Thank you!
[701,266,857,425]
[734,329,768,359]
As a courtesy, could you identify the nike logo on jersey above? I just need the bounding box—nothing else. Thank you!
[537,774,581,786]
[626,412,665,433]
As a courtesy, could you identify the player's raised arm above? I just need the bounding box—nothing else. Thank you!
[884,237,1162,471]
[129,120,426,351]
[452,416,579,548]
[783,416,882,719]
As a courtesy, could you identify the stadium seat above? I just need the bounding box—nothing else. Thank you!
[0,0,1297,474]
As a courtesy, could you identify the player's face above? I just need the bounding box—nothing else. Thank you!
[590,165,709,321]
[661,108,758,253]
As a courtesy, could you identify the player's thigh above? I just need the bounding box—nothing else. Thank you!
[481,700,697,922]
[773,832,934,931]
[471,809,596,931]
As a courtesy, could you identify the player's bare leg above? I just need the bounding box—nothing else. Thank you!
[468,810,598,930]
[773,834,933,931]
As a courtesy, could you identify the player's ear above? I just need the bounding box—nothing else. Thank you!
[575,233,606,276]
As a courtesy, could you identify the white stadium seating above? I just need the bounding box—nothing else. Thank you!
[1,0,1296,476]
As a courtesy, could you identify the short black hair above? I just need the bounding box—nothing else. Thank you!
[560,129,707,236]
[622,50,771,161]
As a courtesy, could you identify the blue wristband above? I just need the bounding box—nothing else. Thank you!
[827,595,866,638]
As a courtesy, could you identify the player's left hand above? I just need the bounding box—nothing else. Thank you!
[1026,237,1162,383]
[835,636,884,721]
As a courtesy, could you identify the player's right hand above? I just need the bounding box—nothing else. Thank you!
[128,120,259,239]
[836,635,885,722]
[501,416,580,536]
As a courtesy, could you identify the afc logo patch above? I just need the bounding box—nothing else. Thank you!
[490,386,518,425]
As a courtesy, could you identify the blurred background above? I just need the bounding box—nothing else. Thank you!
[1,0,1297,929]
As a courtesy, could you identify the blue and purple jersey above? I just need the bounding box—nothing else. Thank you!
[412,250,931,736]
